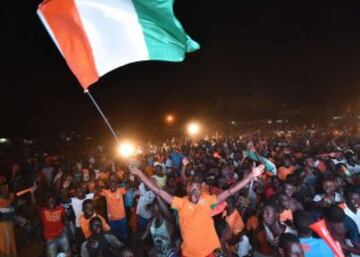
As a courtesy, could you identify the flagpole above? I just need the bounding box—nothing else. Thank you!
[84,89,119,142]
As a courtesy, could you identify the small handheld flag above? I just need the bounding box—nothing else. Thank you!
[243,150,277,175]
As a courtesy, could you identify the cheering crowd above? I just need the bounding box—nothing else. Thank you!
[0,123,360,257]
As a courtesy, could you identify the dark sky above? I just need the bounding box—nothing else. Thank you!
[1,0,360,138]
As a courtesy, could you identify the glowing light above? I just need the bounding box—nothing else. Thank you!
[166,114,174,123]
[187,122,201,136]
[0,138,8,144]
[117,142,135,158]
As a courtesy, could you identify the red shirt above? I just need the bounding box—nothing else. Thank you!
[40,206,65,240]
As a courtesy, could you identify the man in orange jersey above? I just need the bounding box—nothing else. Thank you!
[98,180,128,241]
[129,160,264,257]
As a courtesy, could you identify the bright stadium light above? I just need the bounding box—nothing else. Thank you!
[0,138,9,144]
[166,114,174,124]
[187,122,201,136]
[117,142,135,158]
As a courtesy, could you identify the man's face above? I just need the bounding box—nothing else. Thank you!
[346,155,356,165]
[327,221,347,241]
[282,242,305,257]
[155,165,163,175]
[76,187,86,199]
[284,183,296,197]
[167,177,175,186]
[279,195,290,209]
[90,219,102,235]
[263,206,277,226]
[335,177,345,189]
[347,192,360,211]
[109,182,117,192]
[187,182,201,204]
[84,203,94,218]
[323,181,336,196]
[47,197,56,209]
[151,203,161,218]
[74,172,83,184]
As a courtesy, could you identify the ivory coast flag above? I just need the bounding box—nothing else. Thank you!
[37,0,200,89]
[243,150,277,175]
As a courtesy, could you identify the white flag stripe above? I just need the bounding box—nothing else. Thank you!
[75,0,149,76]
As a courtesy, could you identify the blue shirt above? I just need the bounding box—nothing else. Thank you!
[124,189,135,208]
[170,152,183,169]
[300,237,335,257]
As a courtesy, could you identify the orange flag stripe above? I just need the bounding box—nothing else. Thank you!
[38,0,99,88]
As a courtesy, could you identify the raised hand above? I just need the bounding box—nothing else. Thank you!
[182,157,190,167]
[252,164,265,178]
[30,181,38,193]
[128,166,140,175]
[128,159,140,174]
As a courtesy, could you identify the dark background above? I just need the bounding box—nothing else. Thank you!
[1,0,360,139]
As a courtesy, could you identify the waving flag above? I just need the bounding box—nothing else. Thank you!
[243,150,277,175]
[37,0,200,89]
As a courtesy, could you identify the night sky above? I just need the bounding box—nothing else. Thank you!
[1,0,360,138]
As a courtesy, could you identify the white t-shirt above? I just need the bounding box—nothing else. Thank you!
[344,204,360,233]
[332,159,360,175]
[264,223,297,248]
[313,193,343,202]
[136,183,155,219]
[346,163,360,175]
[236,235,252,257]
[71,193,94,227]
[165,159,173,168]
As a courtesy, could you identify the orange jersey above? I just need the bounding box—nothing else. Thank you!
[280,209,293,222]
[172,194,220,257]
[101,188,126,221]
[224,210,244,235]
[278,166,296,181]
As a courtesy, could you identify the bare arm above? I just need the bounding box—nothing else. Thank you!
[156,196,175,224]
[180,165,187,185]
[180,157,190,185]
[130,167,173,205]
[140,218,152,242]
[29,182,38,205]
[216,164,264,204]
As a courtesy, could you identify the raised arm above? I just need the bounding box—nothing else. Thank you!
[129,167,173,205]
[180,157,190,185]
[156,196,175,224]
[216,164,264,204]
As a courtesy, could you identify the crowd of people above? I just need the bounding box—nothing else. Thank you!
[0,123,360,257]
